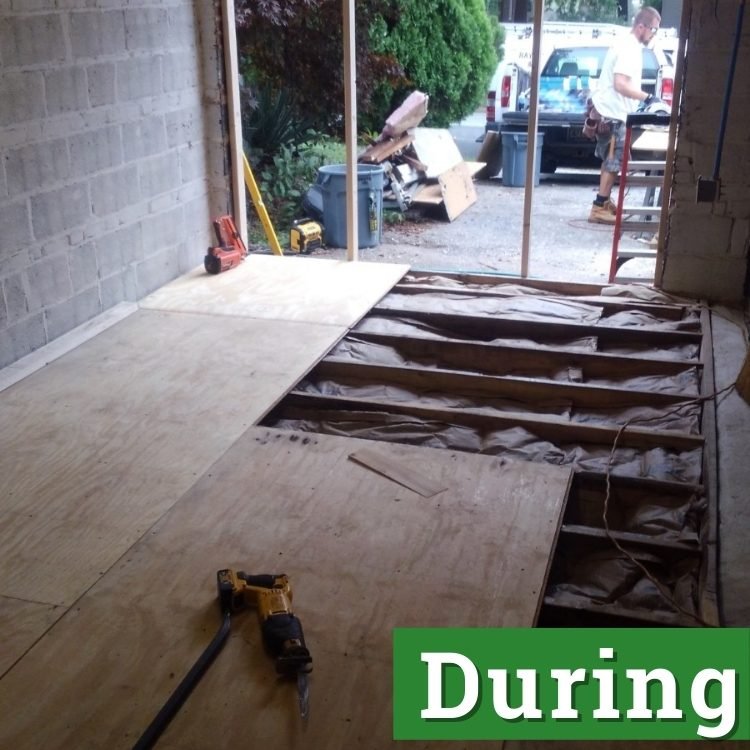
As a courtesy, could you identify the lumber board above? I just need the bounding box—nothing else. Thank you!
[406,271,609,296]
[139,255,409,326]
[314,358,695,409]
[345,331,702,381]
[0,428,572,750]
[347,446,448,497]
[392,283,688,320]
[411,127,464,178]
[542,595,692,627]
[0,310,345,607]
[283,392,705,452]
[404,271,699,307]
[560,524,700,553]
[372,307,703,349]
[357,133,413,163]
[437,161,478,221]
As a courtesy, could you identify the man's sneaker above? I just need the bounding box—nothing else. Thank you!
[588,202,617,224]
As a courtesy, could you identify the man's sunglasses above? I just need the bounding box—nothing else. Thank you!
[642,24,659,33]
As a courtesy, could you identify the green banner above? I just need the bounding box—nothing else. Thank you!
[393,628,749,741]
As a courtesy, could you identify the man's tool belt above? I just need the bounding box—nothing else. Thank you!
[582,98,613,140]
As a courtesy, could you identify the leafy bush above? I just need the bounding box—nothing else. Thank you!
[255,135,347,232]
[366,0,497,129]
[242,82,314,168]
[236,1,398,135]
[236,0,496,135]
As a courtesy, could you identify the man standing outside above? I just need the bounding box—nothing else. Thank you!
[588,7,662,224]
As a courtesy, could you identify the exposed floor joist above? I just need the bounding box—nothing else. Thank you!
[264,271,716,627]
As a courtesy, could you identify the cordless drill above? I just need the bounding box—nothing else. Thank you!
[216,569,312,679]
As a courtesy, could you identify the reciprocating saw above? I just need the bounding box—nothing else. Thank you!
[216,569,313,694]
[131,569,312,750]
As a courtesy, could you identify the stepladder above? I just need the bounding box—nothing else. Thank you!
[608,112,671,283]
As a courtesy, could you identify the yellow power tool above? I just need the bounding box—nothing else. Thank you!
[289,218,323,254]
[217,569,312,717]
[131,569,311,750]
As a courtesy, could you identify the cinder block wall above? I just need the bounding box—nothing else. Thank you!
[662,1,749,301]
[0,1,230,368]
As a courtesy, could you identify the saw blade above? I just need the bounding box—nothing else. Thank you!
[297,671,310,720]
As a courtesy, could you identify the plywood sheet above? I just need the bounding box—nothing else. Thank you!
[139,255,409,326]
[412,127,464,178]
[0,311,345,607]
[0,428,571,750]
[411,162,478,221]
[0,597,61,676]
[0,302,137,394]
[438,161,478,221]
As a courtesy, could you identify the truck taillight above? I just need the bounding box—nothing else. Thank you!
[500,75,512,108]
[486,91,496,122]
[660,77,674,105]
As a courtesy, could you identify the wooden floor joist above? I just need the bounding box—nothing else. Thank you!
[340,330,703,383]
[393,282,691,320]
[371,306,703,349]
[313,358,700,410]
[281,392,705,452]
[264,271,715,629]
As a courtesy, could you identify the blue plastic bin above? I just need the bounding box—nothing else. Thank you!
[501,132,545,187]
[317,164,384,248]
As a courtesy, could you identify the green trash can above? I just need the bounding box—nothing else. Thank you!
[317,164,384,248]
[501,132,545,187]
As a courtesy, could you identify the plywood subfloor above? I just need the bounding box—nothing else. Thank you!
[0,258,408,674]
[140,255,408,325]
[0,428,571,750]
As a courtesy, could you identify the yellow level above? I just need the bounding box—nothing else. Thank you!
[243,153,284,256]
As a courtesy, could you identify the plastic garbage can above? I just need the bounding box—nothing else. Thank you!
[317,164,384,248]
[501,132,545,187]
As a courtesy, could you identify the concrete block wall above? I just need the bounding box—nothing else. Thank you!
[662,0,750,301]
[0,0,231,368]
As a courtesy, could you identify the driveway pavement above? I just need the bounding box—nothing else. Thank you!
[310,111,659,285]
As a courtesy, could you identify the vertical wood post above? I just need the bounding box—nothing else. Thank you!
[343,0,359,261]
[221,0,247,241]
[520,0,544,278]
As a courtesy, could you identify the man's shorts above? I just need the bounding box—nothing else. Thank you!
[595,119,626,173]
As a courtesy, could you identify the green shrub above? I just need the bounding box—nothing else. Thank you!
[255,135,347,233]
[368,0,497,128]
[242,83,314,168]
[237,1,496,136]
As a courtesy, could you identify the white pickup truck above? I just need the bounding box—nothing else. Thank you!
[485,23,677,173]
[485,22,628,127]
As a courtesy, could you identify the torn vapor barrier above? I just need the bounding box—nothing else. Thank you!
[261,272,714,626]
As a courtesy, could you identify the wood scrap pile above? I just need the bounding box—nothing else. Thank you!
[358,91,484,222]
